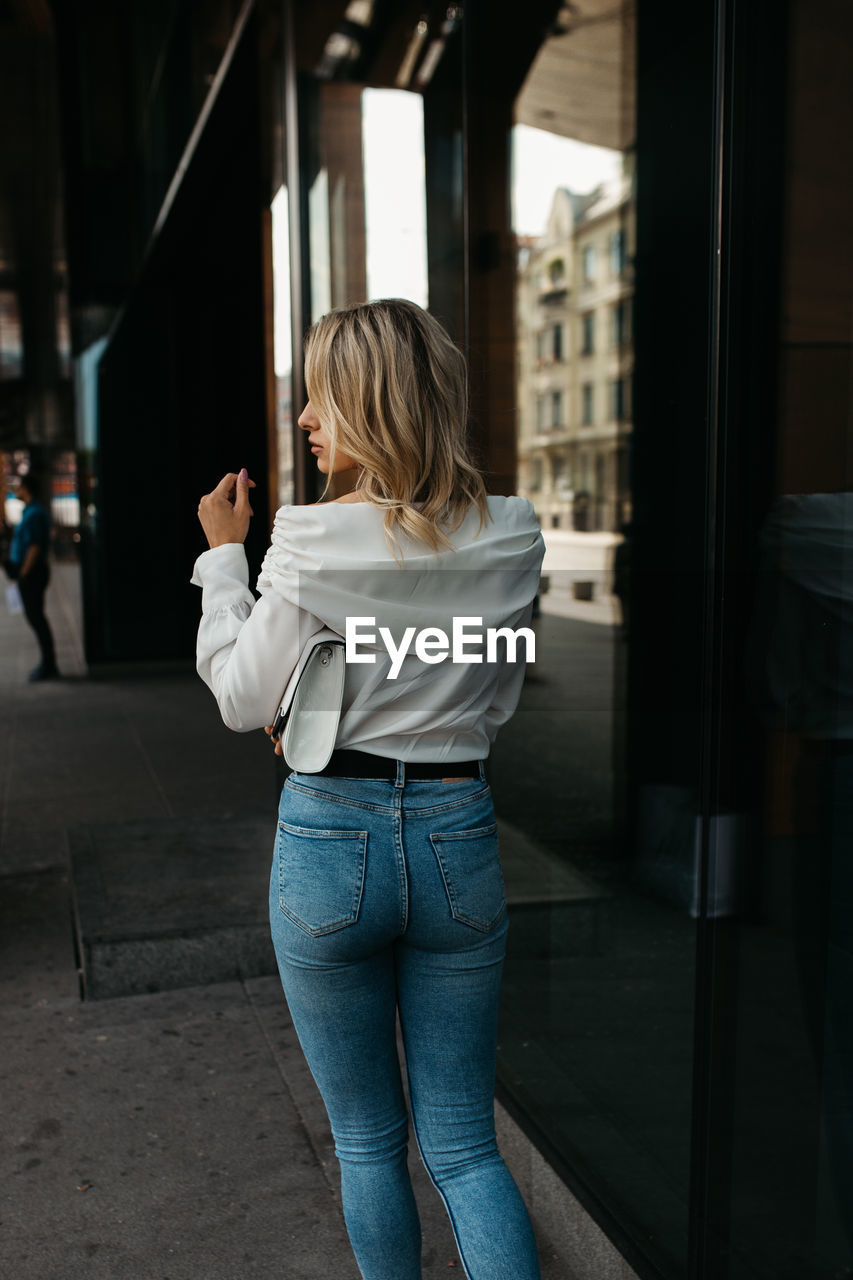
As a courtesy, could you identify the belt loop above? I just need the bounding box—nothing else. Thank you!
[395,759,405,788]
[478,760,485,782]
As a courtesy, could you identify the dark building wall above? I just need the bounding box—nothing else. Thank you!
[60,4,271,662]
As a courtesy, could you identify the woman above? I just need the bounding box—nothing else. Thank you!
[192,299,544,1279]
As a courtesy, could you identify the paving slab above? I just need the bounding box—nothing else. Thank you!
[69,817,279,1000]
[1,982,361,1280]
[0,867,80,1007]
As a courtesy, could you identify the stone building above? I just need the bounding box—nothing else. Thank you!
[517,172,635,533]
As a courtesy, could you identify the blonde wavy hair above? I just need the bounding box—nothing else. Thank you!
[304,298,489,552]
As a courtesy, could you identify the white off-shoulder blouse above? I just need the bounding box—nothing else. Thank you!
[191,495,545,763]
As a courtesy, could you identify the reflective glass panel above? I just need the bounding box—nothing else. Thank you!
[491,4,696,1274]
[292,0,438,500]
[699,0,853,1274]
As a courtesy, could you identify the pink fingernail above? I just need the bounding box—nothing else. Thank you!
[239,468,248,482]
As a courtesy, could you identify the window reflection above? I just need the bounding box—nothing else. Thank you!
[270,185,294,505]
[306,168,331,323]
[305,86,428,320]
[516,158,633,540]
[0,290,23,380]
[495,4,696,1273]
[362,89,428,307]
[272,3,853,1277]
[297,74,431,503]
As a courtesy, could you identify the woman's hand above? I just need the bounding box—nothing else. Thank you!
[198,469,256,548]
[264,724,283,757]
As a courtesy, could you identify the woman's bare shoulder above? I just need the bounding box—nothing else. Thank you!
[307,493,368,506]
[332,492,368,505]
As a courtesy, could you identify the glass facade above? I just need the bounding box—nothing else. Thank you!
[499,18,688,1268]
[51,0,852,1276]
[270,4,853,1276]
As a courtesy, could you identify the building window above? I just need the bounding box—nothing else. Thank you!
[616,445,630,497]
[536,396,548,432]
[548,257,566,286]
[582,244,596,283]
[582,383,594,425]
[610,377,625,420]
[551,514,561,528]
[552,390,564,427]
[529,457,543,490]
[581,312,595,355]
[539,325,563,365]
[551,453,566,486]
[611,300,628,347]
[610,229,627,275]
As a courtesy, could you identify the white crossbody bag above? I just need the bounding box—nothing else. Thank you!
[272,629,346,773]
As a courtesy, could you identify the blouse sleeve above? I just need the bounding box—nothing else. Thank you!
[191,542,306,732]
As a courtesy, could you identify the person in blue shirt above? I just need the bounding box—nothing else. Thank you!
[7,472,58,680]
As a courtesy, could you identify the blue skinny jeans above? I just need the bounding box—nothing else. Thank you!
[269,763,541,1280]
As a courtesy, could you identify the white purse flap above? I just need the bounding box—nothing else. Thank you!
[275,629,345,773]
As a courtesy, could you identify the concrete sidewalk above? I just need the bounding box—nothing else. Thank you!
[0,561,466,1279]
[0,560,611,1280]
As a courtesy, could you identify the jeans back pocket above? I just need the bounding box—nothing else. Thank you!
[277,821,367,936]
[429,822,505,932]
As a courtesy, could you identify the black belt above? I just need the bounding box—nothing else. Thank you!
[313,749,482,781]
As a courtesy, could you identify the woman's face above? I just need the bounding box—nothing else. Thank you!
[298,400,357,475]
